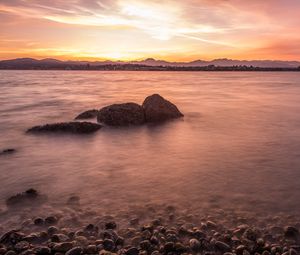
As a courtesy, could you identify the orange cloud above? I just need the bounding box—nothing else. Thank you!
[0,0,299,61]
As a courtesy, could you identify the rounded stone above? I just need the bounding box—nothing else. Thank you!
[103,239,115,251]
[142,94,183,122]
[45,216,58,225]
[125,247,139,255]
[65,247,83,255]
[34,218,44,226]
[105,222,117,230]
[189,239,201,251]
[97,103,145,126]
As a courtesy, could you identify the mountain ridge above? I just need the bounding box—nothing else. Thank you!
[0,57,300,69]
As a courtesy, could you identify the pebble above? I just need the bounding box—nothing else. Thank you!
[65,247,83,255]
[53,242,73,252]
[215,241,231,252]
[34,218,44,226]
[45,216,58,225]
[189,238,201,251]
[140,240,151,250]
[105,222,117,230]
[164,242,175,253]
[47,226,58,236]
[85,245,97,254]
[34,246,51,255]
[103,239,115,251]
[125,247,139,255]
[284,226,299,239]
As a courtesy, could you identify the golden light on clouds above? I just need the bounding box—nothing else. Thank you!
[0,0,300,61]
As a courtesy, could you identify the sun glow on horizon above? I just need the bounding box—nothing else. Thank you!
[0,0,300,61]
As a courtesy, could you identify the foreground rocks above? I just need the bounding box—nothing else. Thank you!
[97,94,183,126]
[142,94,184,122]
[97,103,145,126]
[1,205,300,255]
[27,122,102,134]
[75,109,99,120]
[5,189,47,207]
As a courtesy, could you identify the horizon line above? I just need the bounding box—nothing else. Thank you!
[1,57,300,63]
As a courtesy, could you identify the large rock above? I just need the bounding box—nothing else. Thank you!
[27,122,102,134]
[142,94,183,122]
[97,103,145,126]
[75,109,99,120]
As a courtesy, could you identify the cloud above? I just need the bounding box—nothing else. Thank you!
[0,0,300,60]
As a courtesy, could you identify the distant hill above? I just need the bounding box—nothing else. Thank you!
[0,57,299,70]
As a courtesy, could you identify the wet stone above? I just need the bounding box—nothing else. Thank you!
[215,241,231,253]
[34,218,44,226]
[45,216,58,225]
[130,218,139,226]
[85,245,97,254]
[53,242,73,253]
[47,226,59,236]
[34,246,51,255]
[103,239,115,251]
[14,241,30,252]
[140,240,151,250]
[189,239,201,251]
[105,222,117,230]
[284,226,300,240]
[164,242,175,253]
[67,196,80,206]
[125,247,139,255]
[65,247,83,255]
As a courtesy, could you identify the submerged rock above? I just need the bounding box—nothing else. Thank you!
[97,103,145,126]
[5,189,47,207]
[75,109,99,120]
[0,148,16,156]
[142,94,183,122]
[284,226,299,240]
[27,122,102,134]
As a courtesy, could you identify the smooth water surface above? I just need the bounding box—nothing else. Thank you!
[1,71,300,215]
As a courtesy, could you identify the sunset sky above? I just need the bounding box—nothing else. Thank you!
[0,0,300,61]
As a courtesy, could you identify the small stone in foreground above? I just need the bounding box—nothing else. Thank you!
[27,122,102,134]
[75,109,99,120]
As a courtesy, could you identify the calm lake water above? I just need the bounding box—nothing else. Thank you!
[1,71,300,217]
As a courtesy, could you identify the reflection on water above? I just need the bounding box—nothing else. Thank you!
[1,71,300,216]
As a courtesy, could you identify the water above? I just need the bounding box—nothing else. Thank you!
[1,70,300,220]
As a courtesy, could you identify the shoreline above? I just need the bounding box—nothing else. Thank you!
[1,200,300,255]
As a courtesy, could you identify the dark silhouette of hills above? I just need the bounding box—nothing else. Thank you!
[0,58,299,71]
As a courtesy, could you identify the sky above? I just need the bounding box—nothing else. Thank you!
[0,0,300,61]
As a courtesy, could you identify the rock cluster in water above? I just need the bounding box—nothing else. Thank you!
[27,94,183,135]
[96,94,183,126]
